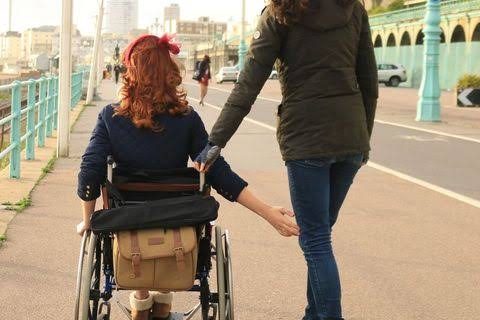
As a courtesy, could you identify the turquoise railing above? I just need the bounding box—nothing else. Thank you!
[0,71,84,179]
[369,0,480,27]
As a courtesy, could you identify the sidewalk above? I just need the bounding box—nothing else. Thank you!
[0,100,86,244]
[0,82,115,318]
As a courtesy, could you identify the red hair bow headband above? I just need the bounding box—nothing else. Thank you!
[123,33,181,66]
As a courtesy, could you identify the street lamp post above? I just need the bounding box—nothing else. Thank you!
[416,0,442,122]
[57,0,73,157]
[86,0,104,105]
[238,0,248,70]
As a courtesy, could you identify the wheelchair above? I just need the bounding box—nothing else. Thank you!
[74,157,234,320]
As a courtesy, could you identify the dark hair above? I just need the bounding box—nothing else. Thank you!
[269,0,356,26]
[203,55,211,63]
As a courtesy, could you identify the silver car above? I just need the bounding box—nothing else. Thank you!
[377,64,407,87]
[215,67,239,84]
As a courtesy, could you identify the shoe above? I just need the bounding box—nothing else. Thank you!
[151,292,173,320]
[129,292,153,320]
[199,100,204,106]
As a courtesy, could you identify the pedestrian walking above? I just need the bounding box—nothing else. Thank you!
[113,64,121,84]
[197,55,211,106]
[195,1,378,319]
[76,34,298,320]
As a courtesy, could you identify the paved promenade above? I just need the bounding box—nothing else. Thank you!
[0,80,479,319]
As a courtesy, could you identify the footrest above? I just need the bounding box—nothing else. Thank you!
[169,312,184,320]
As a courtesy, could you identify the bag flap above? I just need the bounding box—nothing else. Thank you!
[116,227,197,260]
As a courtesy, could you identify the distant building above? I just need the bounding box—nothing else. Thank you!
[164,3,180,34]
[0,31,21,64]
[105,0,139,35]
[177,17,227,38]
[128,28,149,40]
[21,26,56,59]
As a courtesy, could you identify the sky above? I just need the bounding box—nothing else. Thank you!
[0,0,266,36]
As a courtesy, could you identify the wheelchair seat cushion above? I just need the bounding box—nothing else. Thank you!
[90,195,219,233]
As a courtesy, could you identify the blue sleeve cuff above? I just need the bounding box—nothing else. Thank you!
[207,157,248,202]
[77,172,102,201]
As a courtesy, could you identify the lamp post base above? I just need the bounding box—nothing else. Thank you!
[238,40,248,71]
[416,97,441,122]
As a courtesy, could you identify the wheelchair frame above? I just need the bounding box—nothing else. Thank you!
[74,158,234,320]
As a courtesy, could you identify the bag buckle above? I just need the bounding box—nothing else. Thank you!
[131,252,142,278]
[173,246,186,271]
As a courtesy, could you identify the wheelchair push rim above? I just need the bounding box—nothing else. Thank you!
[215,226,234,320]
[74,231,104,320]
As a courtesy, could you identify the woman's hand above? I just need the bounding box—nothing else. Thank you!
[76,221,91,236]
[263,206,300,237]
[194,142,221,172]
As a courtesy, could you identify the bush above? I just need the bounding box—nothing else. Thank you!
[387,0,405,11]
[369,6,387,15]
[457,74,480,90]
[369,0,405,15]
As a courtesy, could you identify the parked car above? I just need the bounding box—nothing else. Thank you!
[377,63,407,87]
[269,69,278,79]
[215,67,239,83]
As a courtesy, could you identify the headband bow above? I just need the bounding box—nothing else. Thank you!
[123,33,181,66]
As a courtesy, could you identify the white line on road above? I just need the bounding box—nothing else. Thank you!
[185,82,480,144]
[189,96,480,209]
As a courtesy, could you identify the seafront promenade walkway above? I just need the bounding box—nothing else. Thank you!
[0,80,479,319]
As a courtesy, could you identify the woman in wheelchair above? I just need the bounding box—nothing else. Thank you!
[76,34,299,320]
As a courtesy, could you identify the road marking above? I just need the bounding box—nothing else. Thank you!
[185,82,480,144]
[367,162,480,209]
[190,97,276,131]
[184,81,281,103]
[189,96,480,209]
[399,135,448,142]
[375,120,480,144]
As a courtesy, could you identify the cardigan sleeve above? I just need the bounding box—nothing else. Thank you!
[189,111,248,202]
[77,106,113,201]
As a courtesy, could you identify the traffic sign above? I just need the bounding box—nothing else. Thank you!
[457,88,480,107]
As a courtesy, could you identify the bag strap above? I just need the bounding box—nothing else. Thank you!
[130,231,142,278]
[173,229,186,271]
[115,182,199,192]
[105,180,126,204]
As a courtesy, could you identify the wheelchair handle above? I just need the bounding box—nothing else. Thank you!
[199,172,206,192]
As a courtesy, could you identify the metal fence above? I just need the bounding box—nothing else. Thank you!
[0,72,84,179]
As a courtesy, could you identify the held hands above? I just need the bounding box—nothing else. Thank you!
[193,142,221,172]
[263,206,300,237]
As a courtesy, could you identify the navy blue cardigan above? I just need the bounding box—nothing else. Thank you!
[78,105,247,202]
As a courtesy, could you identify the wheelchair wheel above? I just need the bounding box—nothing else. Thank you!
[74,232,104,320]
[224,230,235,320]
[215,226,234,320]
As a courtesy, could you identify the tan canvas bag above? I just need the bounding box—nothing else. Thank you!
[113,226,198,291]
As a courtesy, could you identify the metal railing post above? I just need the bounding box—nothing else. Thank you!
[46,77,54,137]
[71,73,76,108]
[53,77,58,130]
[9,81,21,178]
[26,79,36,160]
[38,77,47,147]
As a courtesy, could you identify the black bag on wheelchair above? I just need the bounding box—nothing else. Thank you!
[90,194,219,234]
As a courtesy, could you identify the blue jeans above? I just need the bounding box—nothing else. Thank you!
[286,154,363,320]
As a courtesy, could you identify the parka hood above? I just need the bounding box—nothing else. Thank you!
[300,0,356,31]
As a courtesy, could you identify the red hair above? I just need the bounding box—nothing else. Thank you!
[115,35,189,131]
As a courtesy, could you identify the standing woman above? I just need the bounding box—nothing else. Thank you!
[195,1,378,319]
[197,55,211,106]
